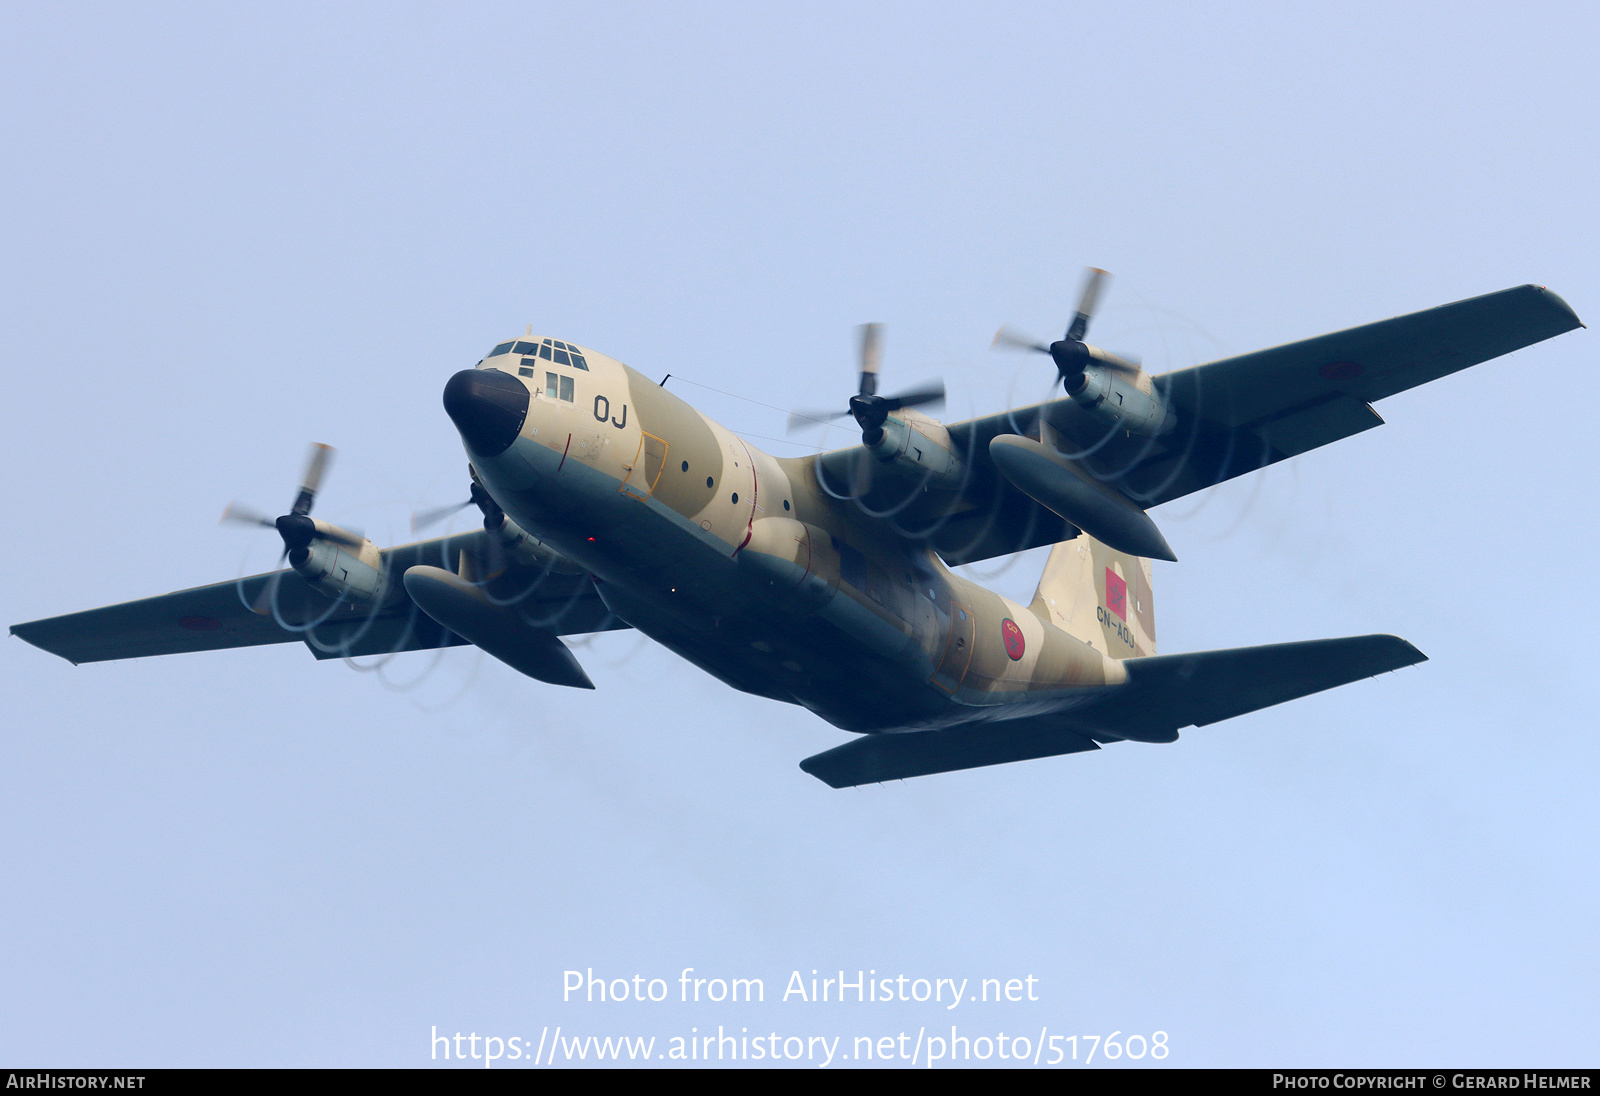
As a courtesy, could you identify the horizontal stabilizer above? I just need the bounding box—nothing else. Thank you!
[1097,634,1427,741]
[800,718,1100,788]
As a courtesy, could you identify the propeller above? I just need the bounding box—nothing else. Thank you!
[785,324,946,494]
[221,443,364,612]
[410,498,474,534]
[992,267,1143,391]
[411,481,510,576]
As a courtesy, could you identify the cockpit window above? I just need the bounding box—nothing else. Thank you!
[544,338,588,369]
[494,337,588,369]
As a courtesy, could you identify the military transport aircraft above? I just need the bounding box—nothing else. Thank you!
[11,273,1583,786]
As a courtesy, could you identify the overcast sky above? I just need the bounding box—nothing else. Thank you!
[2,1,1595,1068]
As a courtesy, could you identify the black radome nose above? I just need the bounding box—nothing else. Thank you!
[443,369,530,457]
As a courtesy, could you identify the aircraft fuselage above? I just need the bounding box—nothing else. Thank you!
[448,343,1125,735]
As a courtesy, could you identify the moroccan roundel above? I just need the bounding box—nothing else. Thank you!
[1001,617,1025,661]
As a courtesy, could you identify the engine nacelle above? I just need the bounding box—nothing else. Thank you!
[491,514,584,574]
[289,521,390,603]
[865,411,966,490]
[1069,366,1174,436]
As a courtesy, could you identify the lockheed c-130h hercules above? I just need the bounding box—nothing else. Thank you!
[11,272,1584,786]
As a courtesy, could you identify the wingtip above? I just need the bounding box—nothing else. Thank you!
[1528,284,1584,331]
[1371,633,1428,667]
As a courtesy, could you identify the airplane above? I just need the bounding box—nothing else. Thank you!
[10,273,1583,787]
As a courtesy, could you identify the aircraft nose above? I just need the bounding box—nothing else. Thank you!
[443,368,530,457]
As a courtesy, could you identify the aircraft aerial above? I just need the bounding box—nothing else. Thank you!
[11,272,1584,786]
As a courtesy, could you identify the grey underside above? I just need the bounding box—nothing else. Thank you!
[9,530,627,665]
[816,284,1582,566]
[799,635,1427,787]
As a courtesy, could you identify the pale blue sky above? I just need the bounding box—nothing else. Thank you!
[2,1,1595,1067]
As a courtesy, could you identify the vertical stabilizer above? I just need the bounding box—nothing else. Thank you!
[1029,536,1156,658]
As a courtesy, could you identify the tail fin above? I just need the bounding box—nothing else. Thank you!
[1029,535,1156,658]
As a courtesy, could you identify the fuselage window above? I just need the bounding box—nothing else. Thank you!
[545,372,574,402]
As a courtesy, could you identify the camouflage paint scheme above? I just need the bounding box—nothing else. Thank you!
[469,344,1129,735]
[11,285,1583,785]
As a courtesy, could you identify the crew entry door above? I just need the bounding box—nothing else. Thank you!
[619,431,668,501]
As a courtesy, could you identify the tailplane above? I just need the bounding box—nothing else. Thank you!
[798,634,1426,786]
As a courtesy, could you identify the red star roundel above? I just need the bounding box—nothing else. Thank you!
[1001,618,1026,660]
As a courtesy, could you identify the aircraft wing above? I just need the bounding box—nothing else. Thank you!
[818,285,1581,565]
[1125,283,1582,507]
[10,530,625,666]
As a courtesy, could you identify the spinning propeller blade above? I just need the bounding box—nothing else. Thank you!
[857,322,882,398]
[220,502,276,530]
[221,444,366,606]
[1067,267,1109,342]
[992,267,1143,389]
[787,323,945,463]
[411,499,474,533]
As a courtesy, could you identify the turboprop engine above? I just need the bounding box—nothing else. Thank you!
[288,520,390,603]
[485,509,584,575]
[1062,355,1174,437]
[221,442,397,608]
[993,267,1175,438]
[411,479,584,579]
[862,410,966,491]
[787,323,955,497]
[985,268,1180,559]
